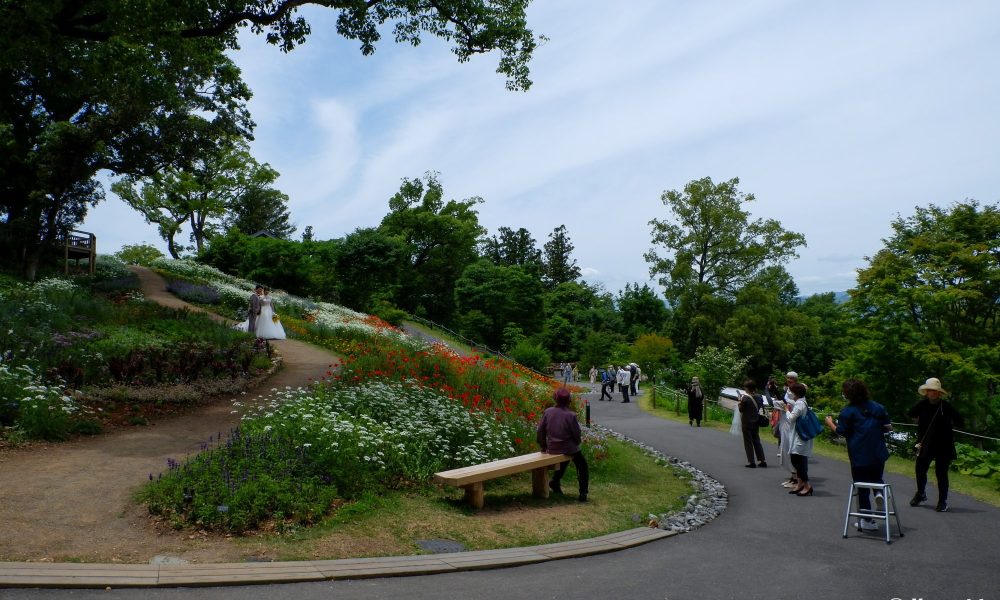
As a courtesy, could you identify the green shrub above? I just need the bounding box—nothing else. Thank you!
[507,340,551,373]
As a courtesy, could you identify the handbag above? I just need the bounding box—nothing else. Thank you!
[757,412,769,428]
[794,406,824,441]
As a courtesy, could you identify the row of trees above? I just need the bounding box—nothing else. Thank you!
[1,0,540,280]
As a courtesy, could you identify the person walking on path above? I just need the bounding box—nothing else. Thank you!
[783,382,813,495]
[537,387,589,502]
[599,368,615,401]
[618,366,631,403]
[687,377,704,426]
[738,379,767,468]
[589,365,598,384]
[909,377,964,512]
[629,363,640,396]
[825,378,892,531]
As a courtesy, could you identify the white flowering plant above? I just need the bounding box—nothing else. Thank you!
[0,363,91,440]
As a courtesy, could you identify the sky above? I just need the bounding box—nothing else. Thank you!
[86,0,1000,297]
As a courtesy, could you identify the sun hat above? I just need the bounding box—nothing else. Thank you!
[785,371,798,379]
[918,377,948,396]
[691,376,700,384]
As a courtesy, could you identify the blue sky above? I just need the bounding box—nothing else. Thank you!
[87,0,1000,296]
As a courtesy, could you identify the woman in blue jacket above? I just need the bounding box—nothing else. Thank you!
[825,378,892,530]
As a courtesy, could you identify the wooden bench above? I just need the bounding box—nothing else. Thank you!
[433,452,571,509]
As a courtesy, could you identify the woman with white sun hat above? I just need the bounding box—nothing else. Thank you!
[908,377,964,512]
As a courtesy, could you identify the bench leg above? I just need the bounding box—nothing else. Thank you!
[532,467,549,499]
[463,483,485,509]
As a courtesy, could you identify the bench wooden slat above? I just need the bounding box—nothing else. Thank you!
[433,452,571,487]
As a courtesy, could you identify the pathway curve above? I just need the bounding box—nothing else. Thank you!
[9,387,994,597]
[0,267,338,563]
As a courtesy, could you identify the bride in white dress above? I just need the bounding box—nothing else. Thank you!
[254,288,286,340]
[234,287,286,340]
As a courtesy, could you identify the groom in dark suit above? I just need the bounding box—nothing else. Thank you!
[248,285,263,333]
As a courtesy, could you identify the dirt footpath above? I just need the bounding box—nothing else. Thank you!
[0,268,338,563]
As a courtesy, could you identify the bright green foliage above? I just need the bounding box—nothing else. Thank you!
[833,201,1000,433]
[507,340,552,372]
[112,141,281,257]
[222,185,296,240]
[379,173,485,322]
[685,344,749,403]
[455,260,543,348]
[645,177,806,354]
[114,243,165,266]
[631,333,679,382]
[617,282,669,339]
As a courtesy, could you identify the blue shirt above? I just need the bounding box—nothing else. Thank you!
[835,400,891,467]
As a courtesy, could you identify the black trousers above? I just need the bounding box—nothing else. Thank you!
[915,454,952,503]
[790,453,809,483]
[552,450,589,495]
[621,385,630,403]
[599,382,614,400]
[741,424,766,464]
[851,463,885,512]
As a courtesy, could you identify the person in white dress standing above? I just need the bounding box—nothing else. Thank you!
[254,287,286,340]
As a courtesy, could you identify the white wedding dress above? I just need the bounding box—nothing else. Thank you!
[254,295,286,340]
[234,294,286,339]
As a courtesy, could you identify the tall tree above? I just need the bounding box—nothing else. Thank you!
[112,140,270,256]
[378,173,485,323]
[454,260,544,348]
[542,224,581,288]
[2,0,540,279]
[833,201,1000,432]
[482,226,543,272]
[616,282,669,338]
[645,176,806,354]
[223,185,295,239]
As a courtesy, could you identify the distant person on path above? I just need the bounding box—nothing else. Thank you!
[618,366,631,403]
[738,379,767,468]
[589,365,598,384]
[687,377,704,426]
[783,382,813,496]
[908,377,964,512]
[537,387,589,502]
[599,368,615,401]
[825,378,891,531]
[572,365,580,382]
[629,363,640,396]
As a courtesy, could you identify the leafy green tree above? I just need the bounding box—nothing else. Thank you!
[833,201,1000,432]
[577,331,620,372]
[332,228,408,311]
[508,340,552,373]
[113,141,285,257]
[645,177,806,354]
[379,173,485,323]
[114,243,164,266]
[631,333,679,382]
[481,226,543,273]
[542,224,581,288]
[616,282,669,338]
[454,260,543,348]
[685,344,750,406]
[301,226,314,242]
[2,1,540,279]
[223,184,295,239]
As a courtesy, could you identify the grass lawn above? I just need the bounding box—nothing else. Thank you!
[401,320,477,355]
[232,437,692,560]
[638,392,1000,508]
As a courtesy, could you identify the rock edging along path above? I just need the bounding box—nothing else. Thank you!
[0,267,337,564]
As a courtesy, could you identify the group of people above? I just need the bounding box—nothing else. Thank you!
[730,370,963,528]
[235,284,286,340]
[597,363,640,403]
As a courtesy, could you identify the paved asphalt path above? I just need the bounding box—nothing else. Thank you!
[8,389,999,599]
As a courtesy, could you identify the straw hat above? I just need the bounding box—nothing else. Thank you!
[918,377,948,396]
[691,376,700,385]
